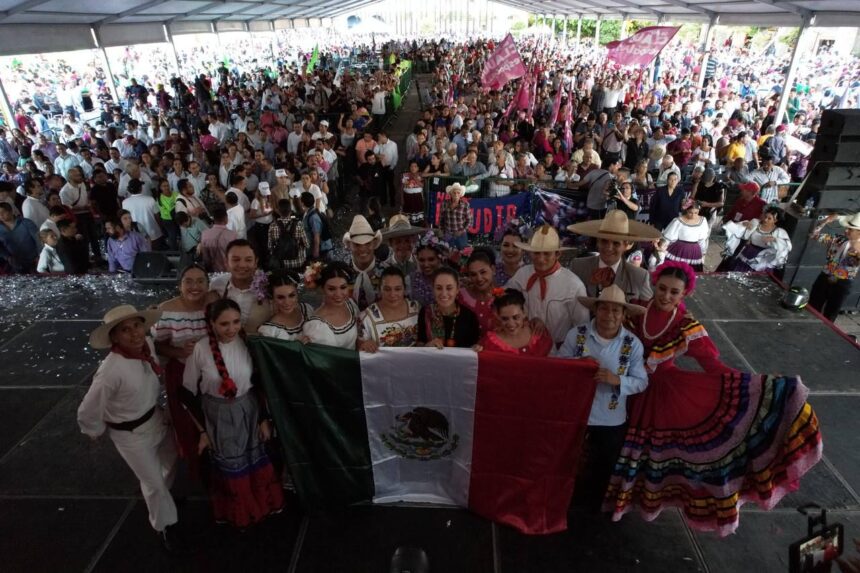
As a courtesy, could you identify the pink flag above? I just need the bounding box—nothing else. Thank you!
[516,75,531,112]
[481,33,527,91]
[563,89,573,152]
[605,26,680,67]
[550,84,563,128]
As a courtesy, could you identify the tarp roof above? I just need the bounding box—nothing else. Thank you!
[0,0,858,55]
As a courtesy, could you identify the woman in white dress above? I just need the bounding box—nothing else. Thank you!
[662,199,711,272]
[258,271,314,341]
[358,267,420,352]
[303,261,361,349]
[719,206,792,274]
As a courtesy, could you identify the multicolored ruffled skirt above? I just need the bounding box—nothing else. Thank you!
[604,370,822,536]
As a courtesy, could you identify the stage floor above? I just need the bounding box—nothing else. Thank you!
[0,273,857,573]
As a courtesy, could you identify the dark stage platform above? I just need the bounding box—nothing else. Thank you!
[0,273,858,573]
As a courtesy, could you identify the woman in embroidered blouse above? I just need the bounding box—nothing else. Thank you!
[417,266,481,349]
[410,231,449,307]
[401,160,425,225]
[605,261,822,536]
[458,247,499,336]
[303,261,361,349]
[358,267,420,352]
[662,199,710,272]
[153,264,210,477]
[257,271,313,341]
[474,289,553,356]
[181,299,284,528]
[495,227,526,286]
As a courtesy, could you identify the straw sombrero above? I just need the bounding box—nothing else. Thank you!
[446,183,467,196]
[567,210,662,242]
[382,214,425,240]
[89,305,162,350]
[577,284,646,315]
[838,212,860,231]
[514,224,574,252]
[343,215,383,248]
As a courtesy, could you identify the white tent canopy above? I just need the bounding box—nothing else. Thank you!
[0,0,859,55]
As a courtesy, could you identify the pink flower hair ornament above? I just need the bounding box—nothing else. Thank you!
[651,260,697,295]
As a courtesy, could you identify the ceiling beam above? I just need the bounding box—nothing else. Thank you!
[97,0,173,26]
[0,0,54,20]
[166,1,221,23]
[748,0,812,18]
[655,0,714,16]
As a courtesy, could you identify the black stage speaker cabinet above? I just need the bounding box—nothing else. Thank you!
[132,252,178,285]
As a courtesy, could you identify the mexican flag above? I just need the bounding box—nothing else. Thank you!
[306,45,320,74]
[247,339,599,534]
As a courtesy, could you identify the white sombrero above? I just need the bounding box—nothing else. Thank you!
[577,284,646,315]
[382,214,425,240]
[567,210,662,242]
[514,224,574,253]
[89,305,162,350]
[838,212,860,231]
[343,215,383,249]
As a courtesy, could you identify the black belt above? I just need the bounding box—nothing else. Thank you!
[106,406,156,432]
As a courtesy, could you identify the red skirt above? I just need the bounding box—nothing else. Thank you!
[164,359,203,480]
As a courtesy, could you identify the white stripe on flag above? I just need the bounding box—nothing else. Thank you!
[360,347,478,505]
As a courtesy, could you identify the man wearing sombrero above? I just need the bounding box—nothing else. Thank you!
[505,224,589,347]
[568,210,661,300]
[557,285,648,512]
[78,306,189,554]
[381,214,425,292]
[343,214,384,311]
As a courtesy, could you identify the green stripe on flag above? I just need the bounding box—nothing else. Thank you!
[247,337,374,507]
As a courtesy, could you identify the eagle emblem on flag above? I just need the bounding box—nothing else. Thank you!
[381,407,459,460]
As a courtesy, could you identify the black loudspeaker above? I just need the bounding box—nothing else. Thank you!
[132,252,178,285]
[818,109,860,137]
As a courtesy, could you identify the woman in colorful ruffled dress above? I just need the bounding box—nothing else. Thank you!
[181,298,284,528]
[153,264,210,478]
[662,199,710,272]
[458,247,499,336]
[358,267,420,351]
[474,289,553,356]
[410,231,449,307]
[603,261,822,536]
[257,271,314,341]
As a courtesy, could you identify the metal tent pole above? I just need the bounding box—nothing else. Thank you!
[776,18,813,126]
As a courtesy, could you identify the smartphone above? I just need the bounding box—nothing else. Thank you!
[789,523,844,573]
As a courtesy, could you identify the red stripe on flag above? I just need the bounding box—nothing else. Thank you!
[468,353,599,534]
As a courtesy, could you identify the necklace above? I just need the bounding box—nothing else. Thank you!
[642,301,678,340]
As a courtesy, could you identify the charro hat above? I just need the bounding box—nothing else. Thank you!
[89,305,162,350]
[382,214,425,240]
[446,183,467,196]
[838,212,860,231]
[577,284,646,315]
[343,215,382,248]
[514,224,574,253]
[567,210,662,242]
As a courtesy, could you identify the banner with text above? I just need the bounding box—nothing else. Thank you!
[532,188,590,249]
[605,26,680,68]
[428,189,532,237]
[481,33,527,91]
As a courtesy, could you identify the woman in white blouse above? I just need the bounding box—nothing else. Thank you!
[662,199,711,272]
[258,271,314,341]
[719,206,792,274]
[181,298,284,528]
[358,266,420,351]
[303,261,361,349]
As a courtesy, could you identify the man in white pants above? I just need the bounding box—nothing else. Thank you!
[77,305,188,554]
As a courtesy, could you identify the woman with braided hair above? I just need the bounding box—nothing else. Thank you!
[181,298,284,528]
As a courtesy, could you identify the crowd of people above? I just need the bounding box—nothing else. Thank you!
[0,28,854,558]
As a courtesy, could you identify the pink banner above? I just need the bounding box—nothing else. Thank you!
[605,26,680,67]
[481,33,527,91]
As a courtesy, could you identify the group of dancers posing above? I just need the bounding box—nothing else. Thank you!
[76,203,823,553]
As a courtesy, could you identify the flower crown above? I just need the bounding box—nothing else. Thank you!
[417,231,451,256]
[250,270,269,303]
[651,260,697,295]
[303,261,326,290]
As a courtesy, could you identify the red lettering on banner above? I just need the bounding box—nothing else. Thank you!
[468,207,480,234]
[506,204,518,221]
[483,208,492,233]
[495,205,505,228]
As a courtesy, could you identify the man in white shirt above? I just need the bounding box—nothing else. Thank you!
[286,122,303,155]
[371,86,387,126]
[22,179,50,229]
[53,143,80,179]
[112,132,138,159]
[374,131,399,206]
[749,154,790,204]
[122,179,163,245]
[118,161,154,198]
[60,166,102,261]
[104,147,128,175]
[505,225,589,346]
[186,161,208,196]
[225,190,247,239]
[312,119,334,142]
[207,113,230,146]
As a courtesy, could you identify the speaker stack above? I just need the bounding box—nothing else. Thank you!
[132,251,180,285]
[783,109,860,311]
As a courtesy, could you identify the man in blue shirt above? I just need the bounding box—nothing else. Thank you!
[557,285,648,512]
[105,217,149,273]
[0,203,40,273]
